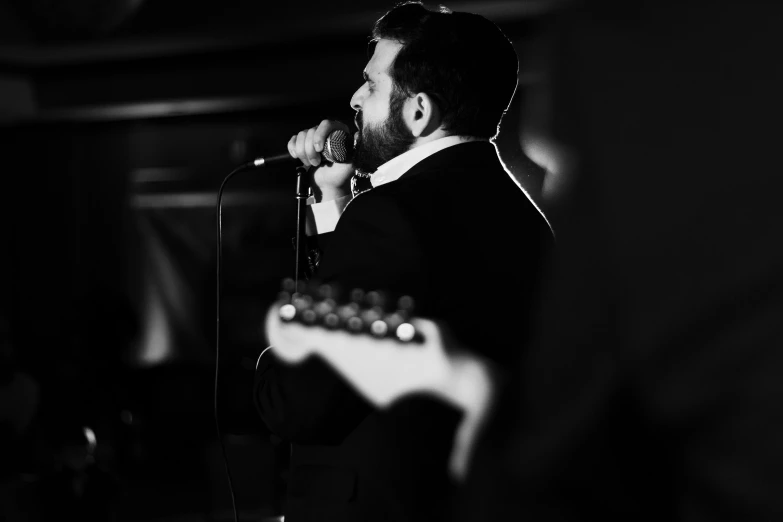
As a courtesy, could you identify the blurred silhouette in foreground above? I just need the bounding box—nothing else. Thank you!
[463,1,783,520]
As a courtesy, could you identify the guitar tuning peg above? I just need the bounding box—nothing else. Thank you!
[292,293,313,312]
[281,278,296,293]
[395,322,416,342]
[317,283,334,300]
[337,303,359,322]
[370,319,388,337]
[365,290,388,310]
[323,312,340,329]
[397,295,415,312]
[301,309,317,324]
[349,288,365,304]
[365,290,379,305]
[313,299,335,318]
[384,312,404,330]
[395,296,416,321]
[360,307,382,326]
[279,303,296,322]
[346,316,364,333]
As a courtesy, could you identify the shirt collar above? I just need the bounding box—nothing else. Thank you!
[370,135,484,188]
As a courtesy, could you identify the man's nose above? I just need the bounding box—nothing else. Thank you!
[350,84,365,111]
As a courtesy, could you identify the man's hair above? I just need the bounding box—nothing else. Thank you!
[372,1,519,139]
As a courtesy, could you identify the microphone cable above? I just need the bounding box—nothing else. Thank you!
[214,163,251,522]
[213,131,349,521]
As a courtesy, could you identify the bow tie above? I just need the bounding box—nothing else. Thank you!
[350,174,374,198]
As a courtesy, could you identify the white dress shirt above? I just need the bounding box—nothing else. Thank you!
[307,135,482,235]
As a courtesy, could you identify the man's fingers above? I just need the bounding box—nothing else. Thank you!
[305,127,321,166]
[315,119,340,153]
[287,135,297,159]
[315,119,350,153]
[287,120,350,165]
[294,130,311,167]
[314,120,333,152]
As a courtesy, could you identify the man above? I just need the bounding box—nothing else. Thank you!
[253,2,552,521]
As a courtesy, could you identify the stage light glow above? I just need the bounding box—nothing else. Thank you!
[396,323,415,342]
[370,320,388,337]
[136,279,172,365]
[83,426,97,451]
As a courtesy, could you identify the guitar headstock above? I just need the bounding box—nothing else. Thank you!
[274,278,424,344]
[266,279,493,483]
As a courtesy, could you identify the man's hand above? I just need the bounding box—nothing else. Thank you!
[287,119,355,202]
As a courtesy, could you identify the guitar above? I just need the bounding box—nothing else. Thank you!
[264,279,496,481]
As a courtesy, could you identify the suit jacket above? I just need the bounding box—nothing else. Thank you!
[254,141,553,522]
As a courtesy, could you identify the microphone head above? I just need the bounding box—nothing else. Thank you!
[322,129,354,164]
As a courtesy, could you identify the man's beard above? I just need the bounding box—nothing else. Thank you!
[353,91,416,175]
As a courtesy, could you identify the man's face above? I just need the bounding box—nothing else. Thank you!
[350,38,416,175]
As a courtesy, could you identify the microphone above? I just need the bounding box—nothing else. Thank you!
[249,129,354,168]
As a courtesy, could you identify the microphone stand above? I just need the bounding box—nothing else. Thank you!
[294,165,312,286]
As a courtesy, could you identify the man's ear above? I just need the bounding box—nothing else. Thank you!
[405,92,442,138]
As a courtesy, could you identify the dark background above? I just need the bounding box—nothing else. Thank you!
[0,1,556,520]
